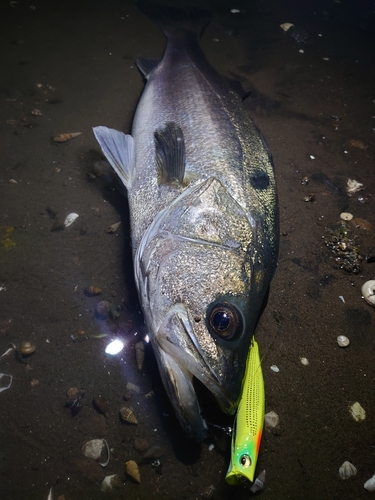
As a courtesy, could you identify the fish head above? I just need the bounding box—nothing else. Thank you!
[135,176,270,440]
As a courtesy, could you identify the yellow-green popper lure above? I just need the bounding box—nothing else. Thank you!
[225,338,265,485]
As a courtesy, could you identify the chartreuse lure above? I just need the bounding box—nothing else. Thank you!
[225,338,264,485]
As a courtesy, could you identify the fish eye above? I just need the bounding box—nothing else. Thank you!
[207,302,242,340]
[240,454,251,468]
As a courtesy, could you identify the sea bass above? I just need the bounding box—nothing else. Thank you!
[93,1,278,441]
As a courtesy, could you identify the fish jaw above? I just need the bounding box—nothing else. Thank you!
[151,303,237,441]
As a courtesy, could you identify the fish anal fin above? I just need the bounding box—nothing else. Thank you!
[155,122,186,186]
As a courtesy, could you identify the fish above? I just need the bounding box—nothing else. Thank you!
[93,1,278,441]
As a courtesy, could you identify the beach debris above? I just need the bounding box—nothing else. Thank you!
[101,474,121,493]
[106,221,121,234]
[126,381,141,393]
[264,410,279,428]
[9,179,18,184]
[340,212,353,221]
[270,365,279,373]
[250,469,266,493]
[100,438,110,467]
[135,340,145,370]
[347,179,364,194]
[202,485,215,499]
[84,286,102,297]
[349,402,366,422]
[337,335,350,347]
[0,343,16,360]
[82,439,105,461]
[361,280,375,306]
[120,406,138,424]
[280,22,294,31]
[95,300,111,320]
[54,132,81,143]
[339,461,357,480]
[364,475,375,492]
[92,396,109,416]
[0,373,13,393]
[125,460,140,483]
[31,109,42,116]
[64,213,79,227]
[300,357,309,366]
[64,388,85,417]
[348,139,368,149]
[20,341,36,356]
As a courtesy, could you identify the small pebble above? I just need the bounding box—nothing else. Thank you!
[270,365,280,373]
[299,49,304,53]
[300,357,309,366]
[310,155,315,159]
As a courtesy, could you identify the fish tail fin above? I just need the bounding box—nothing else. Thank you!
[136,1,213,40]
[92,126,135,188]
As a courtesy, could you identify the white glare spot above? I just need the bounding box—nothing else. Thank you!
[105,339,124,355]
[144,334,150,344]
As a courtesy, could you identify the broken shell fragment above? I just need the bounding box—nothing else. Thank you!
[340,212,353,221]
[337,335,350,347]
[125,460,140,483]
[84,286,102,297]
[101,474,121,492]
[364,474,375,492]
[280,22,294,31]
[54,132,81,143]
[349,402,366,422]
[347,178,364,194]
[135,340,145,370]
[20,341,36,356]
[31,109,42,116]
[82,439,105,460]
[339,461,357,480]
[250,470,266,493]
[264,410,279,428]
[361,280,375,306]
[120,406,138,424]
[0,373,13,393]
[64,213,79,227]
[105,221,121,234]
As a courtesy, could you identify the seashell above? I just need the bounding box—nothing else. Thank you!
[66,387,79,399]
[82,439,104,460]
[202,485,215,499]
[361,280,375,307]
[64,212,79,227]
[95,300,111,320]
[54,132,81,143]
[100,438,110,467]
[340,212,353,221]
[92,396,109,415]
[337,335,350,347]
[339,461,357,480]
[84,286,102,297]
[120,407,138,424]
[105,222,121,234]
[20,341,36,356]
[349,402,366,422]
[265,410,279,428]
[125,460,140,483]
[280,22,294,31]
[300,357,309,366]
[270,365,279,373]
[250,469,266,493]
[101,474,121,493]
[9,178,18,184]
[364,474,375,492]
[347,178,364,194]
[135,341,145,370]
[31,109,42,116]
[133,438,149,453]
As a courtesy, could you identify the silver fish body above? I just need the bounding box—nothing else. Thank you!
[94,2,278,441]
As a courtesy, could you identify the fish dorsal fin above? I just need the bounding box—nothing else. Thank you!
[93,126,135,188]
[154,122,186,186]
[136,58,160,78]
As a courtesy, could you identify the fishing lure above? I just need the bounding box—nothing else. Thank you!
[225,338,265,485]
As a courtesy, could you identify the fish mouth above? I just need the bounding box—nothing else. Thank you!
[154,304,237,441]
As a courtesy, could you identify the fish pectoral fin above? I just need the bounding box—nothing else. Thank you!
[154,122,186,186]
[93,126,135,188]
[136,57,160,78]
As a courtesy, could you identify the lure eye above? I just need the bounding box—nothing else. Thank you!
[240,454,252,468]
[208,302,242,340]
